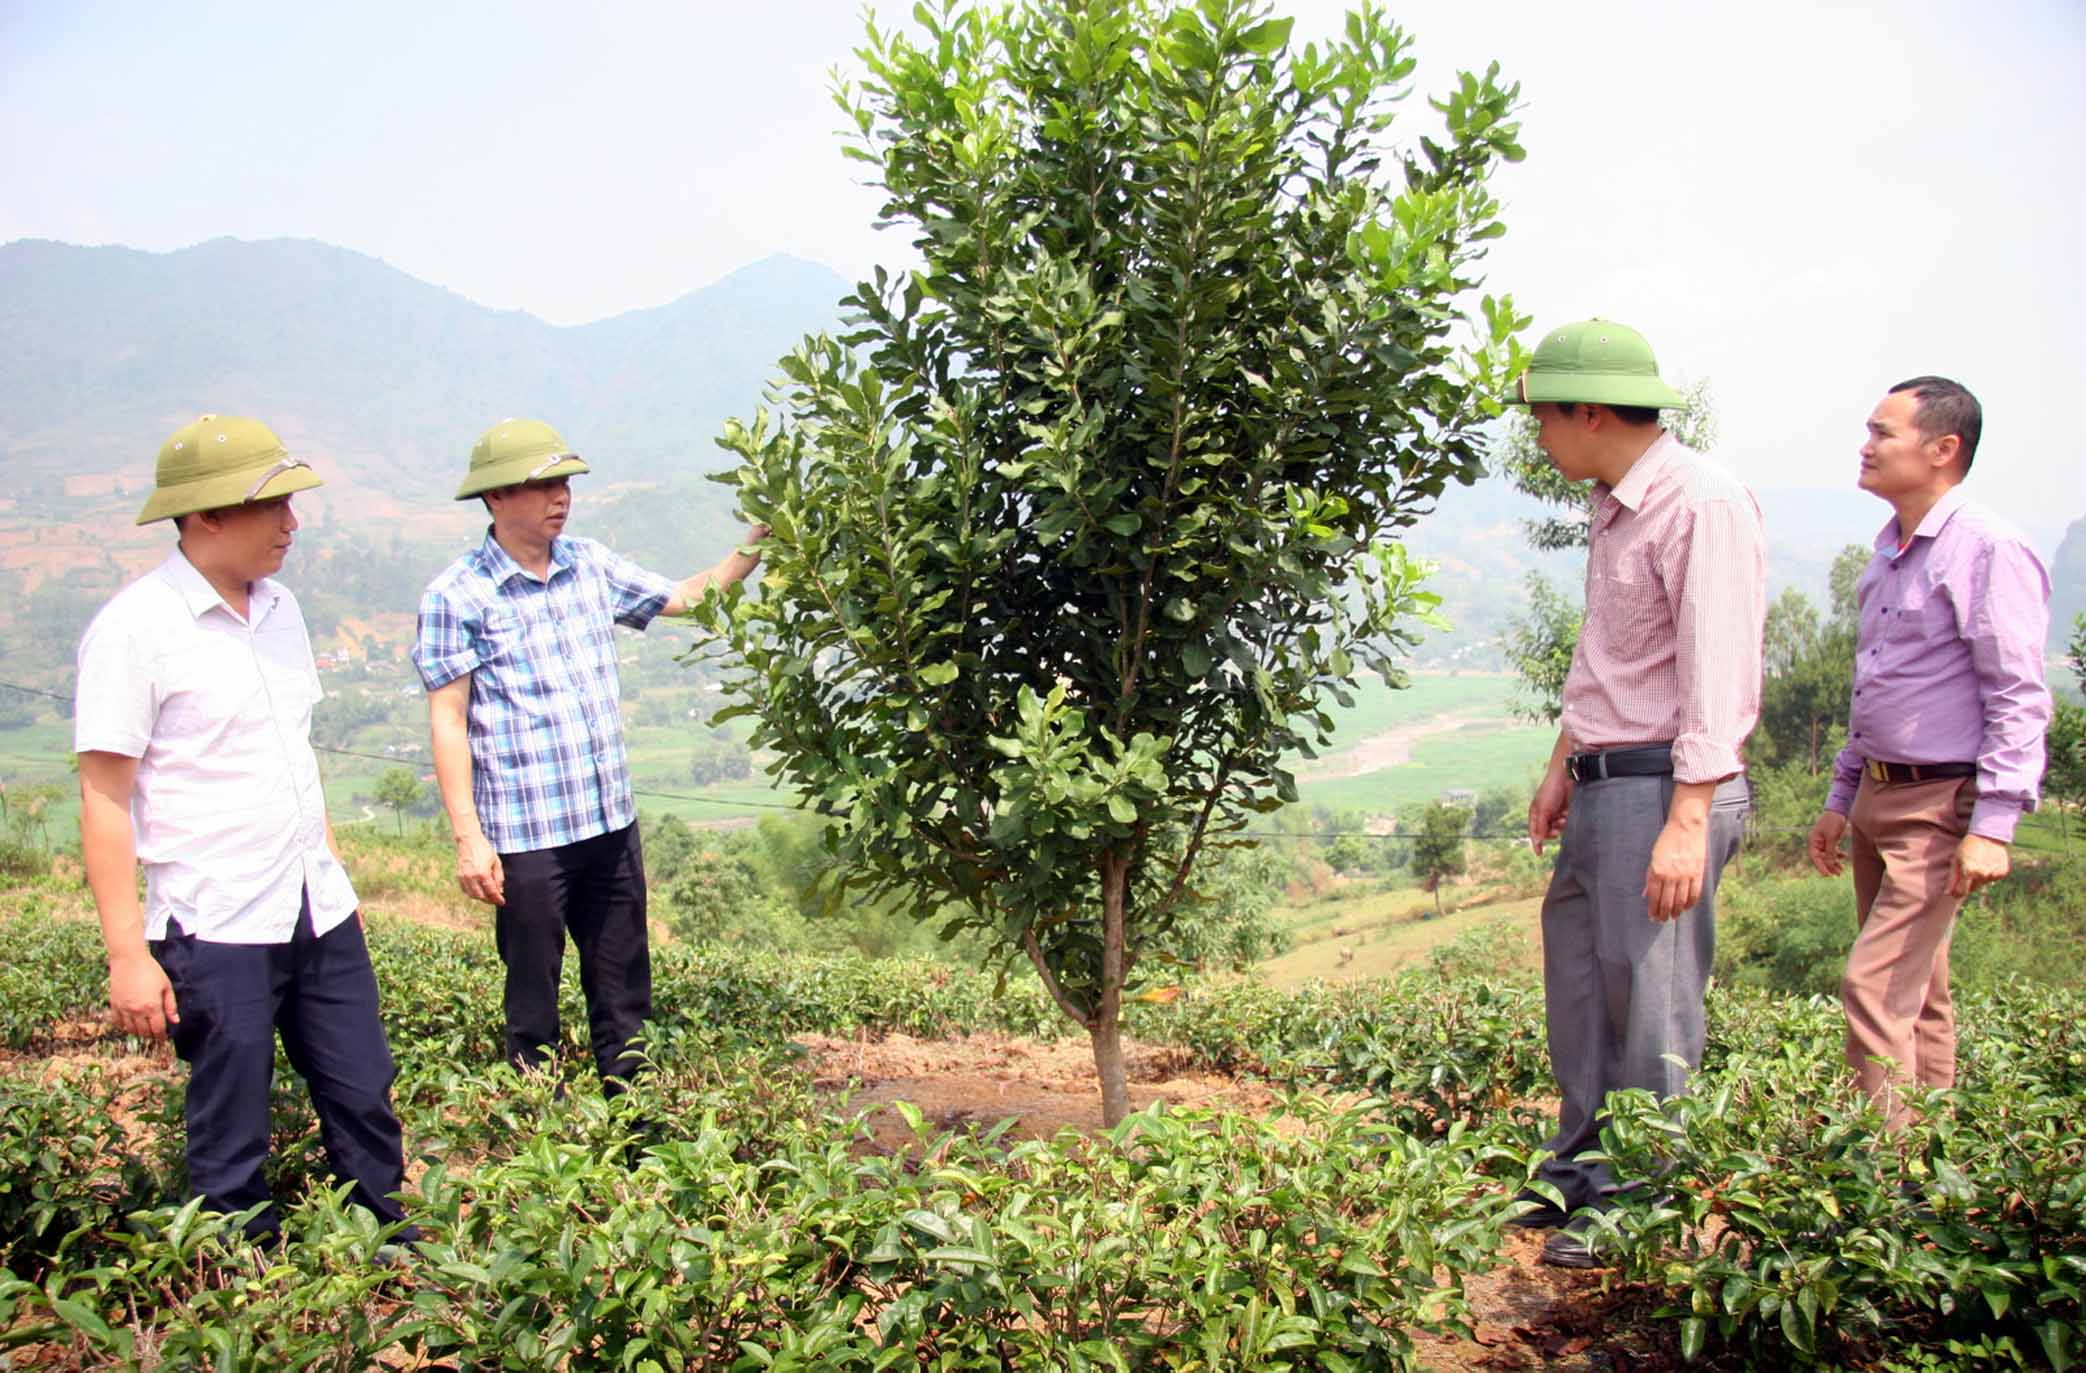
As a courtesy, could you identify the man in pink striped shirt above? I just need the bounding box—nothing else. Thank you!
[1507,320,1766,1267]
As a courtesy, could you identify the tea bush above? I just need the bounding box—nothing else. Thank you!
[1597,1028,2085,1369]
[0,889,108,1049]
[5,902,2084,1368]
[3,1015,1524,1371]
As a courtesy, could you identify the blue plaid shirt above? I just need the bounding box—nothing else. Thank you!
[414,531,674,854]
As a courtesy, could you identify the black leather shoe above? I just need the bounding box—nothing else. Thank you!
[1539,1214,1613,1269]
[1504,1187,1570,1230]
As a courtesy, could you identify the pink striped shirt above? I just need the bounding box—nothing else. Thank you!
[1560,433,1766,784]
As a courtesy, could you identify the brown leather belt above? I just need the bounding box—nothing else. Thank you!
[1865,759,1975,784]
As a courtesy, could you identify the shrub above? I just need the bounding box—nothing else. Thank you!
[1714,870,1857,998]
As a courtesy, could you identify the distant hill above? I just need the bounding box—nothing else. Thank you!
[0,237,855,680]
[0,236,851,513]
[2053,516,2086,662]
[2,236,2074,685]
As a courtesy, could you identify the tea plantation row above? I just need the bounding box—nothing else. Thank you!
[0,890,2080,1370]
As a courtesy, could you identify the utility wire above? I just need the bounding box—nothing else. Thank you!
[0,676,800,813]
[0,676,1825,836]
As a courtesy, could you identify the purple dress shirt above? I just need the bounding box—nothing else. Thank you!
[1826,487,2052,842]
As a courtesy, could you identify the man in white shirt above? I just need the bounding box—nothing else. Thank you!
[75,415,411,1245]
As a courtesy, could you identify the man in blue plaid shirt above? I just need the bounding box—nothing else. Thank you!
[414,419,764,1085]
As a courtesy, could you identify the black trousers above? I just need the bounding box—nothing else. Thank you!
[151,895,409,1239]
[496,822,652,1081]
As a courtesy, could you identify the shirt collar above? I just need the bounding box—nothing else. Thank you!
[1872,484,1969,556]
[155,548,283,625]
[1597,431,1678,513]
[475,526,574,587]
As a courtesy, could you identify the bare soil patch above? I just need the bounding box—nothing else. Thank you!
[798,1030,1291,1151]
[1295,711,1494,782]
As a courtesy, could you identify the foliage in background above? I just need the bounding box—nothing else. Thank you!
[2047,701,2086,856]
[697,0,1528,1121]
[642,810,1291,970]
[2049,613,2086,853]
[1409,802,1469,916]
[1751,545,1867,774]
[0,783,63,880]
[1500,571,1579,725]
[371,767,422,837]
[686,734,754,788]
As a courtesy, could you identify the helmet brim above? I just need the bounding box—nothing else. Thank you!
[454,454,590,500]
[1514,371,1687,410]
[135,460,325,525]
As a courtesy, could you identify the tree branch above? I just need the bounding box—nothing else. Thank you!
[1024,926,1093,1030]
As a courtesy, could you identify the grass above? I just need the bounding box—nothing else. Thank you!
[1296,719,1553,813]
[1288,671,1523,747]
[3,669,1552,837]
[2010,803,2082,860]
[1258,889,1543,989]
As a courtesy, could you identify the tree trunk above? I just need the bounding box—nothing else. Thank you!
[1088,1011,1131,1130]
[1091,851,1132,1128]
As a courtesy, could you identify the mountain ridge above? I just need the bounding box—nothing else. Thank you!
[3,236,2077,672]
[0,236,853,511]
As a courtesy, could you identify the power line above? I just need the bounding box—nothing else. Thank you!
[0,675,1820,835]
[0,681,69,704]
[0,677,799,813]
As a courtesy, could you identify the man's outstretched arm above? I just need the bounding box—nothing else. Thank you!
[662,524,769,616]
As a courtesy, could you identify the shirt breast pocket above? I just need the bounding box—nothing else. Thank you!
[1590,564,1668,639]
[251,622,320,715]
[1883,582,1953,644]
[477,610,538,667]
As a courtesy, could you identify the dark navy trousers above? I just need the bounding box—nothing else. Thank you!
[151,895,408,1239]
[495,822,652,1083]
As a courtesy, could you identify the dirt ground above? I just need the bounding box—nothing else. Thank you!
[798,1031,1649,1372]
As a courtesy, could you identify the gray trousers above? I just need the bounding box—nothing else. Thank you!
[1536,772,1748,1210]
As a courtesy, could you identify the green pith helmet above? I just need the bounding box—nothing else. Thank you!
[1514,318,1686,409]
[135,414,323,525]
[454,418,590,500]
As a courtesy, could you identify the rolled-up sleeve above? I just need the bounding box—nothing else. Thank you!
[1666,495,1766,784]
[413,588,482,692]
[598,545,675,630]
[1962,538,2052,841]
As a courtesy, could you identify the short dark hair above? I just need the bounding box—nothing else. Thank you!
[1889,375,1981,474]
[1561,401,1661,427]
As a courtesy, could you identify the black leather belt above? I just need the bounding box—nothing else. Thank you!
[1865,759,1975,784]
[1565,745,1674,784]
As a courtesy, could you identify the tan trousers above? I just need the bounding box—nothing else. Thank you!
[1843,773,1976,1126]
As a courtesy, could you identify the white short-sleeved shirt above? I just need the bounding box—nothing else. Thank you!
[74,550,358,944]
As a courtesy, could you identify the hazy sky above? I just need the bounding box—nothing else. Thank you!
[4,0,2082,543]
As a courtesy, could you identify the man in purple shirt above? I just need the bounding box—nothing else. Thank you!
[1807,376,2050,1126]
